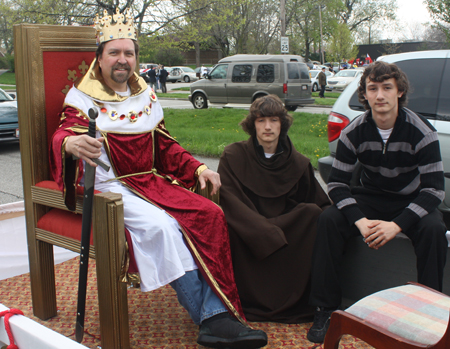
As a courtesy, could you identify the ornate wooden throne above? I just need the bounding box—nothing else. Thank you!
[14,24,131,348]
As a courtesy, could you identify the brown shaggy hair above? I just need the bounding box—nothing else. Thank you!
[239,95,293,138]
[358,61,410,110]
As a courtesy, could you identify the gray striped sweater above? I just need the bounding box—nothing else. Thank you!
[328,107,444,232]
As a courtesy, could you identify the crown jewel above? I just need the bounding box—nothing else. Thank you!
[94,8,137,44]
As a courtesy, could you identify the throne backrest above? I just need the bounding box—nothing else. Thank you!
[14,24,97,234]
[42,51,96,154]
[14,24,97,185]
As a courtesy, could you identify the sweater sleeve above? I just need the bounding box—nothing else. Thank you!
[327,128,365,225]
[392,130,445,231]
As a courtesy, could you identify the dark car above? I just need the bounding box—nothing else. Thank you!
[0,88,19,143]
[140,71,150,83]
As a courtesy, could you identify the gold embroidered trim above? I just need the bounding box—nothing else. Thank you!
[195,164,208,178]
[63,103,89,121]
[67,126,89,134]
[61,137,69,202]
[103,169,158,183]
[155,127,178,143]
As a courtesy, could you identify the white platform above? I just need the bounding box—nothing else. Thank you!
[0,201,78,280]
[0,304,87,349]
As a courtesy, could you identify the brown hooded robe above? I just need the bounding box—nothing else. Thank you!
[217,136,330,323]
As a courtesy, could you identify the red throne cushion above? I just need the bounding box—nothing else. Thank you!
[35,180,138,273]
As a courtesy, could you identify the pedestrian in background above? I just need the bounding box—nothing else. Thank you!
[159,65,168,93]
[147,67,157,92]
[318,67,327,98]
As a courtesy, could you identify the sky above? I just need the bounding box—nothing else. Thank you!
[391,0,432,40]
[396,0,431,24]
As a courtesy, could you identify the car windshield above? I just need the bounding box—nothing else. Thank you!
[309,71,319,78]
[334,70,358,78]
[0,89,13,102]
[182,67,195,73]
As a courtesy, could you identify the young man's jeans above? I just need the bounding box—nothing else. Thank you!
[170,269,228,325]
[310,193,448,308]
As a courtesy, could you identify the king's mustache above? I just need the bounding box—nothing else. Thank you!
[112,63,131,71]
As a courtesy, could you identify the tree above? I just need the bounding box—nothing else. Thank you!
[326,21,358,63]
[426,0,450,41]
[287,0,343,61]
[340,0,397,41]
[0,0,214,56]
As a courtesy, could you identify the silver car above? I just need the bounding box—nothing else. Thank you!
[168,66,198,83]
[326,69,364,91]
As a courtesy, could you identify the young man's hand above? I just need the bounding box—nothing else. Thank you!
[355,218,402,250]
[198,169,221,196]
[65,135,104,167]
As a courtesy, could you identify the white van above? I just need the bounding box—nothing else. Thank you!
[189,54,314,111]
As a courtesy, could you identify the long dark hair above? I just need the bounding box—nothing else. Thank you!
[240,95,293,138]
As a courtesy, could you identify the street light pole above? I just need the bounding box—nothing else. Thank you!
[319,4,324,64]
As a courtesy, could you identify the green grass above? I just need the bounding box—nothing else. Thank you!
[171,87,190,91]
[157,92,189,99]
[164,108,329,168]
[312,91,341,98]
[0,72,16,86]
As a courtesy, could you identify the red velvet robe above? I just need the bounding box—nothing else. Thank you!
[50,105,246,323]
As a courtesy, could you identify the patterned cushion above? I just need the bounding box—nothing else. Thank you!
[346,284,450,345]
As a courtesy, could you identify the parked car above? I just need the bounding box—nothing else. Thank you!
[318,50,450,213]
[309,69,334,92]
[189,54,313,110]
[167,67,198,83]
[323,62,340,73]
[326,68,364,91]
[140,71,150,83]
[0,88,19,143]
[162,67,177,83]
[194,67,212,79]
[139,63,158,74]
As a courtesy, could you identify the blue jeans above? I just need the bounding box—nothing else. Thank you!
[170,270,228,325]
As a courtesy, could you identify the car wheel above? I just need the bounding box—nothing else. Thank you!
[171,81,177,83]
[252,94,267,102]
[184,76,190,83]
[312,83,318,92]
[285,106,297,112]
[193,93,208,109]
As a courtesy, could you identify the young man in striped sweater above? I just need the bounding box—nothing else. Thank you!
[307,61,448,343]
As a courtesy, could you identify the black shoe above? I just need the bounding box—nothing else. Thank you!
[197,313,268,348]
[306,306,336,343]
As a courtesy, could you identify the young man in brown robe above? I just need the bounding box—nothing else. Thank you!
[217,95,331,323]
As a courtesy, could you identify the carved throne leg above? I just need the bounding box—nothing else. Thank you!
[28,239,57,320]
[93,192,130,349]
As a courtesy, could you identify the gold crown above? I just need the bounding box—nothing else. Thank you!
[94,8,137,44]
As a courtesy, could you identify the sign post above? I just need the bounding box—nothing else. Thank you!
[281,36,289,54]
